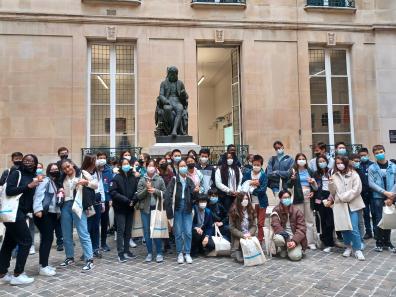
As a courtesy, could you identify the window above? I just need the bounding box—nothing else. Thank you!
[191,0,246,7]
[309,48,354,146]
[306,0,355,8]
[88,44,136,149]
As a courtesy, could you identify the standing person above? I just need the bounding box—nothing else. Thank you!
[165,159,198,264]
[334,142,348,157]
[186,156,204,194]
[229,192,257,263]
[215,153,242,213]
[0,154,40,285]
[329,156,366,260]
[196,148,215,194]
[358,147,374,239]
[0,152,23,186]
[309,142,335,171]
[33,163,61,277]
[110,158,138,262]
[287,153,318,250]
[96,152,113,252]
[158,157,175,187]
[313,155,335,252]
[217,144,241,167]
[241,154,268,247]
[164,152,173,166]
[56,147,70,170]
[368,145,396,252]
[266,141,294,198]
[135,153,150,177]
[59,159,96,272]
[137,160,167,263]
[83,155,105,259]
[187,149,198,161]
[242,153,254,175]
[171,149,182,175]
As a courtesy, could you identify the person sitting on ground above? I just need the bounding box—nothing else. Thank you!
[270,190,307,261]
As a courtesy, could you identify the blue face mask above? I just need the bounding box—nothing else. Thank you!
[122,165,131,173]
[353,162,360,169]
[36,168,43,175]
[337,148,347,156]
[277,149,284,156]
[210,197,218,204]
[179,167,188,175]
[375,153,385,161]
[174,156,182,163]
[318,162,327,169]
[281,197,292,207]
[360,156,369,163]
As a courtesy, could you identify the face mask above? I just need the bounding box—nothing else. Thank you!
[336,163,346,171]
[297,159,307,167]
[49,171,60,179]
[353,162,360,169]
[210,197,218,204]
[179,167,188,175]
[360,156,369,163]
[160,163,168,170]
[187,163,195,170]
[60,155,68,160]
[314,152,321,158]
[200,157,208,164]
[277,149,284,156]
[253,166,261,173]
[227,159,234,166]
[124,156,131,161]
[23,164,35,173]
[318,162,328,169]
[122,165,131,173]
[241,200,249,207]
[13,160,22,167]
[167,159,172,164]
[199,202,207,210]
[138,159,144,164]
[375,153,385,161]
[36,168,43,175]
[96,159,106,167]
[281,197,292,207]
[337,148,347,156]
[174,156,182,163]
[147,166,156,175]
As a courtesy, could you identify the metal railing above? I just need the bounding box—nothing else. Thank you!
[192,0,246,4]
[81,147,143,162]
[200,145,249,165]
[310,144,363,158]
[307,0,355,7]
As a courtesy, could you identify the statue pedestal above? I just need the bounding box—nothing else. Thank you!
[155,135,193,143]
[149,137,201,156]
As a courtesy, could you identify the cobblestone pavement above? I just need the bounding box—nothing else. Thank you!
[1,231,396,297]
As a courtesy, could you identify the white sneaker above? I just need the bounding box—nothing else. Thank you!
[177,253,184,264]
[39,266,56,277]
[129,239,137,248]
[10,273,34,285]
[323,247,332,253]
[114,232,117,241]
[29,246,36,255]
[185,254,193,264]
[342,248,352,257]
[308,244,317,250]
[48,265,56,271]
[355,250,365,261]
[0,273,12,284]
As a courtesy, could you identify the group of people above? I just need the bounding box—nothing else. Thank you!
[0,141,395,286]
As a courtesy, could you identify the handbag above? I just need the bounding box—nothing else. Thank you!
[132,209,143,238]
[0,170,22,223]
[168,177,177,228]
[378,205,396,230]
[72,186,83,219]
[332,201,352,231]
[209,224,231,256]
[264,212,279,257]
[42,180,57,215]
[240,236,266,267]
[150,192,169,239]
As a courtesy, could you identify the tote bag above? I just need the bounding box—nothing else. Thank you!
[332,202,352,231]
[210,224,231,256]
[0,170,22,223]
[72,186,83,219]
[132,208,143,238]
[150,192,169,239]
[240,236,266,267]
[378,205,396,230]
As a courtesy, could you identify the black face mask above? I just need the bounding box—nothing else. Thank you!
[60,155,68,160]
[49,171,60,179]
[138,159,144,164]
[23,164,35,173]
[314,152,321,158]
[13,161,22,167]
[187,163,195,169]
[159,163,168,170]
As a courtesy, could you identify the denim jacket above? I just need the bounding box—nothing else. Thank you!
[368,162,396,199]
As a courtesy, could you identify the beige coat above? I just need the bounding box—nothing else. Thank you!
[329,170,365,231]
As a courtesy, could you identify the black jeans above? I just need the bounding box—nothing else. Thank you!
[317,203,335,247]
[87,204,102,251]
[0,219,32,275]
[220,195,235,214]
[34,213,57,267]
[101,201,110,247]
[372,199,392,247]
[115,212,133,254]
[55,216,63,246]
[191,229,215,256]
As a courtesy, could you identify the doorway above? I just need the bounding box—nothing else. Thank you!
[197,46,241,146]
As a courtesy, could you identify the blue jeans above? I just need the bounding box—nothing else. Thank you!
[87,204,102,252]
[141,211,163,256]
[342,210,362,251]
[61,201,93,260]
[174,200,193,254]
[371,199,392,246]
[361,191,373,235]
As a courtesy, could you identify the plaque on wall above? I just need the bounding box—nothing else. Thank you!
[390,130,396,143]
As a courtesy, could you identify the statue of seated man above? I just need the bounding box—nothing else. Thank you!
[155,66,189,137]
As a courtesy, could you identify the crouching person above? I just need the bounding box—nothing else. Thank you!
[229,192,256,263]
[270,190,307,261]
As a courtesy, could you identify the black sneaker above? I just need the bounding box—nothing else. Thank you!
[93,250,102,259]
[124,251,137,259]
[101,244,111,252]
[118,253,127,263]
[60,258,75,267]
[56,245,64,252]
[374,246,383,252]
[82,259,94,272]
[363,233,373,240]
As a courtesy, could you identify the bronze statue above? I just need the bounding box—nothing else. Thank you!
[155,66,189,137]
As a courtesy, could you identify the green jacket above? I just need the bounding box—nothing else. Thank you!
[137,174,166,214]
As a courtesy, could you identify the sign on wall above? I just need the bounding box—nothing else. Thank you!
[390,130,396,143]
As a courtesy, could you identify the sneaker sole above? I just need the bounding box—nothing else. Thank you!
[10,280,34,286]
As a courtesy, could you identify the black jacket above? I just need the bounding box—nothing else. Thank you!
[0,165,20,186]
[110,171,138,214]
[6,168,36,220]
[165,175,198,219]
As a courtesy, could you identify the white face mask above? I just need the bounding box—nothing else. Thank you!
[336,163,346,171]
[96,159,106,167]
[241,200,249,207]
[297,159,307,167]
[147,166,156,175]
[227,159,234,166]
[124,156,131,161]
[253,165,261,173]
[199,202,207,209]
[200,157,208,164]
